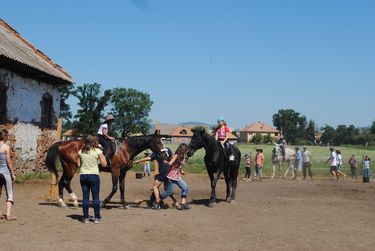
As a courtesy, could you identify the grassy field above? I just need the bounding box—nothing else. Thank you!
[133,144,375,177]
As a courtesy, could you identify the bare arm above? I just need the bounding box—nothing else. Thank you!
[134,156,152,164]
[98,153,107,168]
[5,146,15,181]
[165,154,178,166]
[102,128,114,141]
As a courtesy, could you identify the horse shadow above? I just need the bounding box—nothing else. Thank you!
[189,198,226,207]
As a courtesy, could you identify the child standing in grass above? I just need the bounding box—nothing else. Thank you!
[255,149,264,181]
[243,154,251,181]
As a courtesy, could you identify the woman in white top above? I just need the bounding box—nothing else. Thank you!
[97,114,115,157]
[336,150,346,178]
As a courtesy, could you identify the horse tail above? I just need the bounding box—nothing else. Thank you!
[45,142,62,179]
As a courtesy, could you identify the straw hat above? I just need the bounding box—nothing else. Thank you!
[105,114,115,122]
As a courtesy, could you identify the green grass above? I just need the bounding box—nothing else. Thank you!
[132,144,375,177]
[15,172,51,184]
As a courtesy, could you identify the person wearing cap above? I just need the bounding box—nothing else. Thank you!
[302,146,313,180]
[97,114,115,160]
[215,116,235,161]
[325,147,338,180]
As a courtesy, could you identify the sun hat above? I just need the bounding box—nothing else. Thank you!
[105,114,115,122]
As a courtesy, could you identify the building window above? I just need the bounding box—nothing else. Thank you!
[180,129,187,135]
[40,92,53,128]
[0,81,7,123]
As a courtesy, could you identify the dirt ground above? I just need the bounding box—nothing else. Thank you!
[1,172,375,251]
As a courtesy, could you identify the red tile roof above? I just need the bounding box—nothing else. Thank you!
[170,127,193,137]
[0,18,72,83]
[240,122,279,133]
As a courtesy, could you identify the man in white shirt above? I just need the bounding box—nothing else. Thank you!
[302,146,313,180]
[325,147,337,180]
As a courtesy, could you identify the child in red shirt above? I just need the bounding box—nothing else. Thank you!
[215,117,235,161]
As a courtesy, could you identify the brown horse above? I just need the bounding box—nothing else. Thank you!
[45,130,164,208]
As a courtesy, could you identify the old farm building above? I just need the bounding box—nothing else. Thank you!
[0,18,72,173]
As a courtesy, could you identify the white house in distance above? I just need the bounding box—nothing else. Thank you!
[0,18,72,173]
[239,122,279,143]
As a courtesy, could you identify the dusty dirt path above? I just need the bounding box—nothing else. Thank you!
[1,172,375,251]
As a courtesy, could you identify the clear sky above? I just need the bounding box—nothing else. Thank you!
[2,0,374,129]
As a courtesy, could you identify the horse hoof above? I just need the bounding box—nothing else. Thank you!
[208,202,216,207]
[123,205,130,209]
[229,200,236,204]
[225,197,231,203]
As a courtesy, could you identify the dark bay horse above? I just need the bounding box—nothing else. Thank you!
[186,127,241,207]
[45,130,164,208]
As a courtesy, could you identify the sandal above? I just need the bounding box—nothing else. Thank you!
[181,204,191,210]
[175,204,183,210]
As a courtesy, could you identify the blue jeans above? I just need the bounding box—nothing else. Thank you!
[363,168,371,178]
[80,174,101,219]
[161,178,189,199]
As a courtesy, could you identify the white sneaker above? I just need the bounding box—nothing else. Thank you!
[243,178,246,181]
[229,155,235,161]
[94,218,103,224]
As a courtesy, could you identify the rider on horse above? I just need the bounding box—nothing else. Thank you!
[277,135,288,160]
[215,116,235,162]
[97,114,116,165]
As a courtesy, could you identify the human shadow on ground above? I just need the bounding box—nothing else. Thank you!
[189,198,226,207]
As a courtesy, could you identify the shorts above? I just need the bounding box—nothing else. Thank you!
[155,174,168,183]
[330,166,337,172]
[295,163,302,171]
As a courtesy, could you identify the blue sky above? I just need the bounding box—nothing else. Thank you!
[2,0,374,129]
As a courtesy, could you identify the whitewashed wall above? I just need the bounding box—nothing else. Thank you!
[0,68,60,126]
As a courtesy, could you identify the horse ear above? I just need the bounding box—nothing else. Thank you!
[154,129,160,136]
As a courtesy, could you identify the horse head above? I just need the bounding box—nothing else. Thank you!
[187,127,206,157]
[147,129,164,154]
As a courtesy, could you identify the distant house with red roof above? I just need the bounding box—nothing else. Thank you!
[239,122,279,143]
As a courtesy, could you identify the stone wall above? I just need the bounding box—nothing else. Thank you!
[0,122,56,174]
[0,68,60,127]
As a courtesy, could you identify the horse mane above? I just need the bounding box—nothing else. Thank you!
[125,135,149,148]
[191,126,207,134]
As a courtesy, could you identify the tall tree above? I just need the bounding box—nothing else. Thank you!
[371,120,375,134]
[58,83,74,129]
[305,120,316,143]
[110,88,153,138]
[320,125,335,146]
[272,109,303,144]
[72,83,111,135]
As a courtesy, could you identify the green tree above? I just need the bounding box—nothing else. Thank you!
[321,125,335,146]
[371,120,375,134]
[305,120,316,143]
[110,88,153,138]
[252,133,263,144]
[58,83,74,129]
[263,133,273,144]
[272,109,304,144]
[72,83,112,135]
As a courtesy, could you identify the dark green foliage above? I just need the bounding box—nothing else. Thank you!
[272,109,307,144]
[110,88,153,138]
[72,83,112,135]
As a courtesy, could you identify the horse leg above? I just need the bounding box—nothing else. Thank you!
[101,168,120,208]
[230,164,239,202]
[65,177,78,207]
[208,170,221,207]
[58,174,67,208]
[271,163,275,179]
[119,169,129,209]
[224,170,232,203]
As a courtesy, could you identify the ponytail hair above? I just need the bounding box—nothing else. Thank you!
[0,129,9,141]
[82,135,99,154]
[175,143,188,163]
